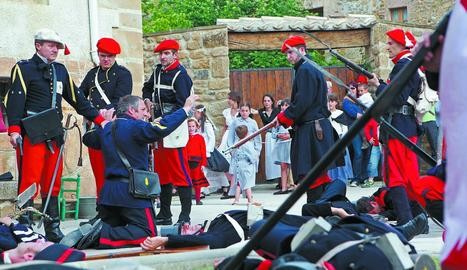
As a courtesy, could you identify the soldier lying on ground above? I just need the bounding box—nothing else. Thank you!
[0,217,84,265]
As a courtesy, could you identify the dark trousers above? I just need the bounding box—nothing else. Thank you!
[157,184,192,223]
[418,120,439,159]
[350,135,364,181]
[98,205,157,249]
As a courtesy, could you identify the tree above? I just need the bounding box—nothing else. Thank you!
[142,0,343,68]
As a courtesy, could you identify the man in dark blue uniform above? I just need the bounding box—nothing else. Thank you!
[368,28,421,227]
[142,39,193,225]
[79,37,132,212]
[277,36,336,203]
[80,94,198,249]
[4,29,107,242]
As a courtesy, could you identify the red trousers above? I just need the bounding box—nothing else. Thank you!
[88,148,105,198]
[382,137,419,189]
[153,143,191,187]
[442,242,467,270]
[18,136,62,198]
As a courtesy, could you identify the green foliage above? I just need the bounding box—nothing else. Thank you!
[141,0,345,69]
[142,0,308,33]
[229,50,344,69]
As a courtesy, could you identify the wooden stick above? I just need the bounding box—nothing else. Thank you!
[85,245,209,261]
[223,120,277,154]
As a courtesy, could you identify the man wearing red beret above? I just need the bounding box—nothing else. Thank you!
[79,37,133,224]
[276,36,336,203]
[142,39,193,225]
[368,28,422,228]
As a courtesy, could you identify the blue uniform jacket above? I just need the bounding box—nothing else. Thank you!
[80,62,132,110]
[83,108,188,208]
[376,57,420,138]
[6,54,100,135]
[284,55,330,124]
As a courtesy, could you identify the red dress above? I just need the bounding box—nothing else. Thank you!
[186,134,209,188]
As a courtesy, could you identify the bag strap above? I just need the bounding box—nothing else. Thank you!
[51,64,57,109]
[223,213,245,241]
[94,67,111,105]
[111,121,132,172]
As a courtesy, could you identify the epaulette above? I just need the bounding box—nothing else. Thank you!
[16,59,29,66]
[117,64,130,73]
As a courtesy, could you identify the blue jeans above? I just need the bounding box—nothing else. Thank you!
[351,135,363,182]
[367,145,381,178]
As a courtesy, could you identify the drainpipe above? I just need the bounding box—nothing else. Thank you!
[88,0,99,66]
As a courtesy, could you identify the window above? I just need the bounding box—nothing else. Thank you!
[309,7,324,17]
[390,7,408,23]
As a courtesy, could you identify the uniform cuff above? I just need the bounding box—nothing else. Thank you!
[277,112,294,127]
[92,115,105,126]
[8,125,21,135]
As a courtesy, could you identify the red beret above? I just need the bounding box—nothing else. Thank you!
[386,28,413,48]
[356,74,368,84]
[34,244,85,263]
[281,36,306,53]
[154,39,180,53]
[96,38,121,55]
[404,31,416,48]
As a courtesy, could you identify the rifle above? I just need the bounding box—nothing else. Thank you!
[302,30,379,81]
[223,120,276,154]
[223,12,450,270]
[85,245,209,261]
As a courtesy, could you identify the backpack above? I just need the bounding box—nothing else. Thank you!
[414,72,439,122]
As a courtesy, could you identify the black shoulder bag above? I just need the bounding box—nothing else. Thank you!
[111,122,161,199]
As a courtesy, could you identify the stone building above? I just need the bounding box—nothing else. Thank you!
[0,0,144,201]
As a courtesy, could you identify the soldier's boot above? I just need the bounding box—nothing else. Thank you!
[42,197,64,243]
[17,199,34,226]
[388,186,413,225]
[396,213,429,241]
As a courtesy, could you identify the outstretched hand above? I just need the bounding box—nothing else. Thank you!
[183,94,200,113]
[140,236,169,250]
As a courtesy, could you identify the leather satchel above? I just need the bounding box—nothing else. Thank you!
[21,108,63,144]
[112,122,160,199]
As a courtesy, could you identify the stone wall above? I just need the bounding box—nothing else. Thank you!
[304,0,453,26]
[143,26,230,138]
[0,0,144,197]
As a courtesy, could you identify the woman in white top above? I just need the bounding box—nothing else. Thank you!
[218,91,242,199]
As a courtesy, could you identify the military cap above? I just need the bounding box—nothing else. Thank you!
[386,28,414,48]
[34,29,65,49]
[96,37,121,55]
[281,36,306,53]
[154,39,180,52]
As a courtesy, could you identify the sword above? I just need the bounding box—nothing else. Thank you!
[15,183,36,208]
[223,120,276,154]
[38,113,75,228]
[285,44,436,167]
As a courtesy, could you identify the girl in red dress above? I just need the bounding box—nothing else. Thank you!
[186,118,209,205]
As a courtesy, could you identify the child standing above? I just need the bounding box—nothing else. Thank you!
[186,118,209,205]
[227,103,262,198]
[362,118,381,187]
[272,99,295,195]
[230,125,259,205]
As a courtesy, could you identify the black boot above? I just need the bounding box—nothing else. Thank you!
[177,186,192,224]
[156,184,173,225]
[79,204,100,226]
[42,197,64,243]
[395,213,429,241]
[388,186,413,225]
[18,199,34,226]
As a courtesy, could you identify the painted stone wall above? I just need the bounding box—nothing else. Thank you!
[0,0,144,198]
[143,26,230,139]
